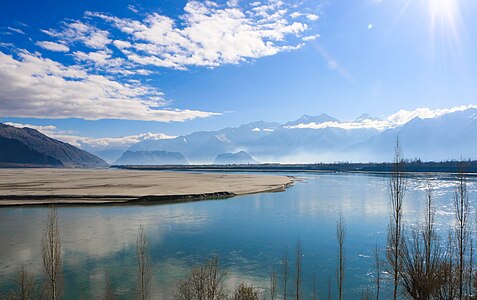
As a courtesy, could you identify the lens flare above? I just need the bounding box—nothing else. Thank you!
[427,0,463,60]
[429,0,456,19]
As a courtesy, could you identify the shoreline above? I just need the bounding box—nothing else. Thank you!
[0,168,293,207]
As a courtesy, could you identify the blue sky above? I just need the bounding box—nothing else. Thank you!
[1,0,476,148]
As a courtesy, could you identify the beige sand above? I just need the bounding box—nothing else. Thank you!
[0,168,293,206]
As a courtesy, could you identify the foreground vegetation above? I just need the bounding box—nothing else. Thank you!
[1,147,476,299]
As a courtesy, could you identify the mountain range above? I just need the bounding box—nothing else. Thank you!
[2,108,476,166]
[125,108,477,163]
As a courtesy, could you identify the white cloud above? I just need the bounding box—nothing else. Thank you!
[386,105,477,125]
[87,0,310,69]
[8,27,26,35]
[367,23,373,30]
[302,34,319,41]
[285,105,477,131]
[4,122,59,133]
[0,1,318,122]
[36,41,70,52]
[306,14,319,21]
[251,127,274,132]
[0,50,218,121]
[227,0,239,7]
[127,5,139,13]
[0,42,14,48]
[42,20,111,49]
[71,132,177,149]
[290,12,302,18]
[4,122,176,150]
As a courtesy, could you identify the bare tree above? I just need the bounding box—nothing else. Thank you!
[311,274,317,300]
[435,232,457,300]
[374,245,381,300]
[386,139,406,300]
[231,283,259,300]
[41,206,62,300]
[336,216,346,300]
[281,252,289,300]
[174,256,227,300]
[103,274,115,300]
[136,225,151,300]
[269,267,278,300]
[399,181,451,300]
[295,240,302,300]
[399,228,429,299]
[10,264,35,300]
[453,171,470,300]
[424,184,434,278]
[468,239,473,298]
[327,277,331,300]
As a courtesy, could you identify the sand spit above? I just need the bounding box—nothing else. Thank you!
[0,168,293,206]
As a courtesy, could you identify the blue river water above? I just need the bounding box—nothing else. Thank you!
[0,171,475,299]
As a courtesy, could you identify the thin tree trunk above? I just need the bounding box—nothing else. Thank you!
[374,245,381,300]
[336,216,346,300]
[386,138,406,300]
[282,251,289,300]
[136,225,151,300]
[295,240,302,300]
[453,171,469,300]
[270,267,278,300]
[312,274,317,300]
[41,206,62,300]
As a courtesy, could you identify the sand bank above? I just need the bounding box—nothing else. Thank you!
[0,168,293,206]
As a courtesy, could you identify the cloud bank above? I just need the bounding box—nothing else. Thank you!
[0,0,319,122]
[0,51,217,121]
[286,105,477,131]
[5,122,176,150]
[86,0,314,69]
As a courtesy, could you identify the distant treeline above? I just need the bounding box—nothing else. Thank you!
[114,159,477,174]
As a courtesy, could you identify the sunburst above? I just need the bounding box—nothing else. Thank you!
[427,0,463,58]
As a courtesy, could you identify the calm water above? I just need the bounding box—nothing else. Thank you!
[0,172,476,299]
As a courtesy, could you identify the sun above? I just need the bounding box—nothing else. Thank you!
[429,0,457,24]
[426,0,463,57]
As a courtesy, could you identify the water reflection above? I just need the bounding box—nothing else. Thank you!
[0,172,476,298]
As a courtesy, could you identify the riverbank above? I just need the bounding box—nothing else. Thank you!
[0,168,293,206]
[114,160,477,174]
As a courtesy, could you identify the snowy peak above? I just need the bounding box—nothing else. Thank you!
[355,113,380,122]
[285,114,339,127]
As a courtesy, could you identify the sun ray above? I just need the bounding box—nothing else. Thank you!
[428,0,464,60]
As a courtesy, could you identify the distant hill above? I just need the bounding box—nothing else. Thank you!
[0,123,108,168]
[214,151,259,165]
[114,150,189,165]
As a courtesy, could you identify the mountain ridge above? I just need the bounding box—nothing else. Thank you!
[0,123,108,167]
[126,108,477,163]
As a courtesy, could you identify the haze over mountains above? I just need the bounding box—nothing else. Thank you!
[120,107,477,164]
[115,150,189,165]
[2,107,476,166]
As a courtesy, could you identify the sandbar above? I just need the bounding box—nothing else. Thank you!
[0,168,293,206]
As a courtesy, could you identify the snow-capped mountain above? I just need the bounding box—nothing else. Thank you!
[121,107,477,163]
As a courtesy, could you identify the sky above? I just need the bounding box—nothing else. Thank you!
[1,0,476,149]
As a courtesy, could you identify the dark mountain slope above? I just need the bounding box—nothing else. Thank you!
[0,123,108,167]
